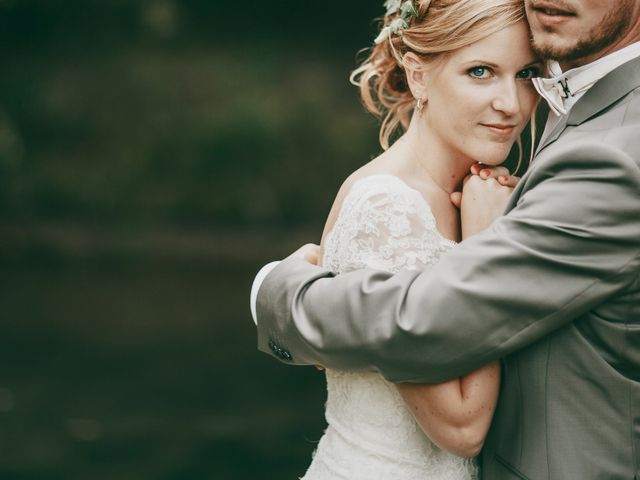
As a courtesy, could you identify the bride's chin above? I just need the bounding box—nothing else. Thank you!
[472,143,515,166]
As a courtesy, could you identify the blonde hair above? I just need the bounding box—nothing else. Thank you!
[351,0,528,152]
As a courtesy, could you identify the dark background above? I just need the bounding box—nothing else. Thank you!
[0,1,529,479]
[0,1,384,479]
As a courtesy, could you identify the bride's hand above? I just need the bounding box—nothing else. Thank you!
[450,164,519,208]
[458,166,520,239]
[470,163,519,187]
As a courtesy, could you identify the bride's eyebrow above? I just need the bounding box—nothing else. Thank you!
[461,60,499,68]
[460,59,544,69]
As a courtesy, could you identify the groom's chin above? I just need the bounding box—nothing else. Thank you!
[529,30,577,62]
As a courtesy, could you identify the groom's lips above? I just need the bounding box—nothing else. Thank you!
[531,1,576,27]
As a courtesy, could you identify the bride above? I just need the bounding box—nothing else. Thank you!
[300,0,541,478]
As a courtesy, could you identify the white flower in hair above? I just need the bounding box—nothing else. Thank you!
[389,17,409,33]
[399,0,418,18]
[375,19,407,44]
[373,25,391,45]
[384,0,402,15]
[375,0,418,44]
[374,26,391,44]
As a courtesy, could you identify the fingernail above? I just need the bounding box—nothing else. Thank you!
[499,175,508,182]
[471,165,480,174]
[481,169,490,177]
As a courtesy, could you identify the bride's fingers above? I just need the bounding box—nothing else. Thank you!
[478,165,510,180]
[470,163,509,177]
[450,191,462,208]
[470,163,483,175]
[498,175,520,187]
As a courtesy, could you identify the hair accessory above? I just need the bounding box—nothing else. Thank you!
[374,0,419,44]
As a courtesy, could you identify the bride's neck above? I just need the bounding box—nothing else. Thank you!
[394,115,472,194]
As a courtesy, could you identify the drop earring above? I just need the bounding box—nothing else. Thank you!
[415,97,425,113]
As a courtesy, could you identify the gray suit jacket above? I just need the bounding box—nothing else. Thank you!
[256,57,640,479]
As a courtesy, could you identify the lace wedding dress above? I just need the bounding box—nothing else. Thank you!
[301,174,477,480]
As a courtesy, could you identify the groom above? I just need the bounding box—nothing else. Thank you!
[252,1,640,479]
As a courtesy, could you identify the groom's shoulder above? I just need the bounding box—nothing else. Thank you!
[526,131,640,194]
[617,86,640,130]
[538,92,640,174]
[593,87,640,168]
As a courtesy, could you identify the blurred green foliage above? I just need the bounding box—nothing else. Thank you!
[0,0,384,229]
[0,2,388,479]
[0,2,534,479]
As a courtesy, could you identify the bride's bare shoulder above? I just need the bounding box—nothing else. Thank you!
[320,153,396,244]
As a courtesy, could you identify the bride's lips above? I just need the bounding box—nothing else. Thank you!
[531,2,576,27]
[481,123,517,136]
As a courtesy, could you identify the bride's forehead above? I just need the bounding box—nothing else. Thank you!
[446,24,534,63]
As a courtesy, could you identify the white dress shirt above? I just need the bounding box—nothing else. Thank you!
[250,261,279,325]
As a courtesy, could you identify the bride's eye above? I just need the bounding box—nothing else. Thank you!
[516,66,542,80]
[468,66,492,79]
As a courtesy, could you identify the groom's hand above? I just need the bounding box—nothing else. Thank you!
[287,243,321,266]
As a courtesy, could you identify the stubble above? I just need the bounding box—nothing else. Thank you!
[531,1,633,62]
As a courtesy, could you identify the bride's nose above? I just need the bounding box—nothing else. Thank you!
[491,79,520,116]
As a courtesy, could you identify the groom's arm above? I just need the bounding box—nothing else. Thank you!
[256,143,640,383]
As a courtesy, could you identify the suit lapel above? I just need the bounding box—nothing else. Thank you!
[531,102,550,156]
[568,55,640,126]
[535,113,569,154]
[535,55,640,155]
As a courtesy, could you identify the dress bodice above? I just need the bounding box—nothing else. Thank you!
[302,175,476,480]
[322,174,456,274]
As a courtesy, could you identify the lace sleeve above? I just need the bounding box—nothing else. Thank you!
[322,175,455,275]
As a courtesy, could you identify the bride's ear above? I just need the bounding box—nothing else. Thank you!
[402,52,428,101]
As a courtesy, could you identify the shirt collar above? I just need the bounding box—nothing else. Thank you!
[533,41,640,116]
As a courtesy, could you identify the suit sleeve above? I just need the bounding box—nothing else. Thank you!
[256,143,640,382]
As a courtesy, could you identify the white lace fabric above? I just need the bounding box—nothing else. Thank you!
[302,175,476,480]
